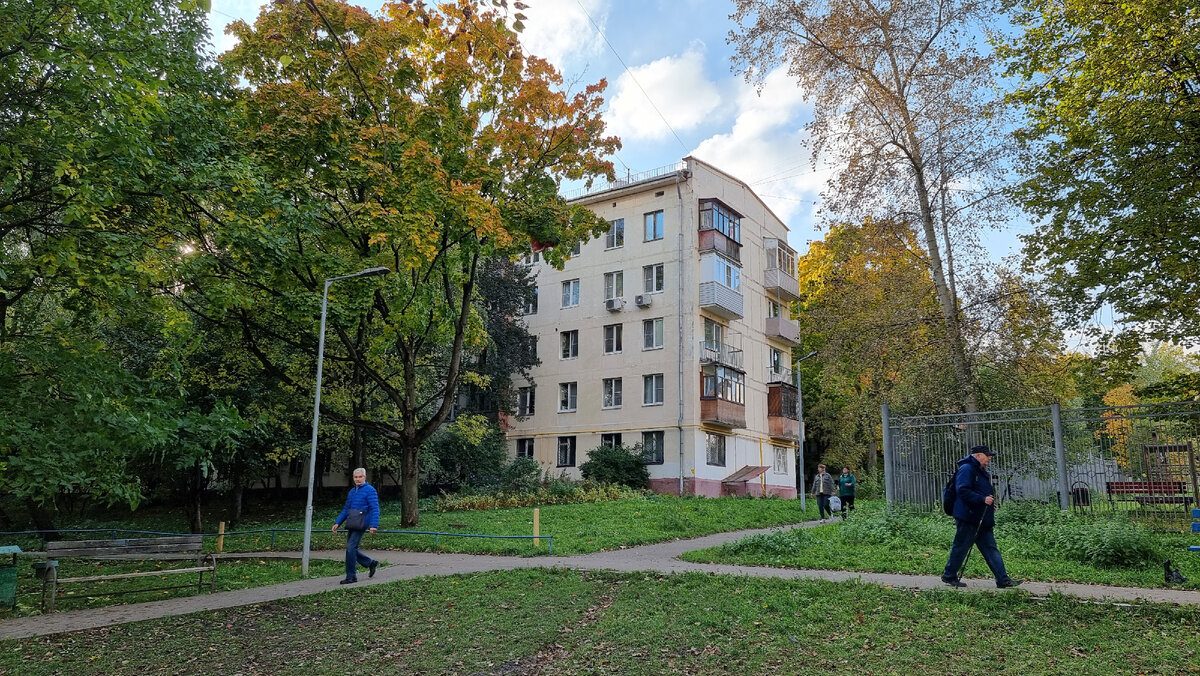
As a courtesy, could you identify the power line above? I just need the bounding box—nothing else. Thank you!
[573,0,689,155]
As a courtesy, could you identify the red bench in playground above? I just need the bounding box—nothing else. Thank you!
[1104,481,1193,507]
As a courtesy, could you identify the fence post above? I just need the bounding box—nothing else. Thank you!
[882,403,894,505]
[533,508,540,548]
[217,522,225,553]
[1052,403,1069,511]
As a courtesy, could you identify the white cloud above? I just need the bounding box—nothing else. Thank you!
[521,0,608,70]
[604,44,721,143]
[691,68,827,240]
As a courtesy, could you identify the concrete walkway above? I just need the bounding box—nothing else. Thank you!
[3,519,1199,640]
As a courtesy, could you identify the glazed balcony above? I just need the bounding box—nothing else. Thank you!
[700,397,747,429]
[767,383,799,441]
[765,316,801,345]
[699,281,743,319]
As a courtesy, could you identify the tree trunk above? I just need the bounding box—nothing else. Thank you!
[189,461,204,534]
[400,442,419,527]
[232,483,244,527]
[25,498,58,541]
[867,438,878,473]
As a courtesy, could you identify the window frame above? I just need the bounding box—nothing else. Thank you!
[558,382,578,412]
[643,263,665,294]
[517,438,535,459]
[603,323,623,354]
[642,430,665,465]
[604,270,624,300]
[560,330,579,360]
[643,373,665,406]
[706,432,727,467]
[561,279,580,308]
[601,432,622,448]
[517,385,535,416]
[644,210,664,241]
[643,317,664,350]
[602,377,623,409]
[605,218,625,249]
[773,445,789,474]
[557,436,577,467]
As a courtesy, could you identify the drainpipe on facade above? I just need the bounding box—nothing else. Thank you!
[676,168,686,497]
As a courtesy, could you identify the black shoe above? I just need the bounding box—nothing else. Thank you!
[368,561,378,578]
[942,577,967,588]
[997,579,1022,589]
[339,578,357,585]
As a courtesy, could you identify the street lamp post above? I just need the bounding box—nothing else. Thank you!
[302,266,390,577]
[795,350,818,514]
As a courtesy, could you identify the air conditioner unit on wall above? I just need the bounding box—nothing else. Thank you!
[605,298,623,312]
[635,294,652,308]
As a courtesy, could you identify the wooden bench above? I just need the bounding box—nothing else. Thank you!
[1104,481,1193,507]
[41,536,216,612]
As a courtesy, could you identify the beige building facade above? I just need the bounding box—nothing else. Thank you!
[505,157,802,498]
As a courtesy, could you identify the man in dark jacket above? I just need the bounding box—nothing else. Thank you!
[941,446,1021,588]
[332,467,380,584]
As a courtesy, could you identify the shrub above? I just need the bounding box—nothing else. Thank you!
[498,457,541,493]
[432,480,646,512]
[1053,518,1159,567]
[722,528,810,556]
[418,416,507,494]
[579,443,650,489]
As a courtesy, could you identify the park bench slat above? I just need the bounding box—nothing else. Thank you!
[46,544,204,558]
[47,536,201,551]
[58,566,214,584]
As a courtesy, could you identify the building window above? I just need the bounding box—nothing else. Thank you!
[769,348,785,375]
[603,323,623,354]
[601,433,622,448]
[708,254,741,292]
[569,241,582,257]
[643,431,664,464]
[768,299,781,319]
[643,317,664,350]
[643,263,664,293]
[517,438,535,459]
[523,286,538,315]
[559,382,577,412]
[561,330,578,359]
[773,445,789,474]
[643,373,664,406]
[766,238,796,276]
[644,210,664,241]
[561,279,580,308]
[699,199,741,243]
[604,270,624,300]
[518,386,535,416]
[603,377,623,409]
[605,219,625,249]
[706,432,727,467]
[702,365,745,405]
[520,250,541,266]
[557,436,577,467]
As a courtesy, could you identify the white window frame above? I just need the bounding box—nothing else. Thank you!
[773,445,789,474]
[560,330,578,360]
[603,377,623,409]
[706,432,727,467]
[643,263,664,294]
[604,270,624,300]
[605,219,625,249]
[561,279,580,308]
[601,432,622,448]
[643,373,665,406]
[643,317,664,350]
[523,286,538,315]
[642,431,665,464]
[558,382,578,412]
[517,386,535,416]
[557,436,577,467]
[768,299,781,319]
[644,210,664,241]
[603,323,623,354]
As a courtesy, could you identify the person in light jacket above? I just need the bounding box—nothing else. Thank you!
[332,467,380,584]
[811,464,836,522]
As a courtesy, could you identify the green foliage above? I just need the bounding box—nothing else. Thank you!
[497,457,542,494]
[837,506,956,547]
[1053,517,1160,568]
[579,443,651,489]
[432,480,643,512]
[1001,0,1200,344]
[418,416,508,494]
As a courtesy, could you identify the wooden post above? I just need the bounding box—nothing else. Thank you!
[217,521,226,554]
[533,508,540,548]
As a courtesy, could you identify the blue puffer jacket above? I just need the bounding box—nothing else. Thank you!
[336,483,380,530]
[952,455,995,526]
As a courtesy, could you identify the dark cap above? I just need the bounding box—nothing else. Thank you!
[970,445,996,457]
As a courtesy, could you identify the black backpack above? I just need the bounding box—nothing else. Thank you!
[942,469,957,516]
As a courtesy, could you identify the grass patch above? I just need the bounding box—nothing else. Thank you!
[3,569,1198,675]
[6,495,815,558]
[0,557,345,618]
[683,502,1200,589]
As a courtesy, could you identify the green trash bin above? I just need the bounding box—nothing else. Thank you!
[0,545,20,611]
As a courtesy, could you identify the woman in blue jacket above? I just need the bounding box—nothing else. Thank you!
[332,467,380,584]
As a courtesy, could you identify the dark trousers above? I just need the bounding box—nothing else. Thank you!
[345,529,374,580]
[817,494,832,519]
[942,519,1010,584]
[840,495,855,517]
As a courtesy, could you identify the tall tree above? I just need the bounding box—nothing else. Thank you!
[731,0,1012,413]
[1001,0,1200,346]
[184,0,617,526]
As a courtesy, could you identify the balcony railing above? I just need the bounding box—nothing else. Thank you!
[700,397,747,429]
[766,367,795,386]
[700,341,744,369]
[699,281,743,319]
[765,316,801,345]
[562,162,688,200]
[699,228,741,263]
[764,267,800,301]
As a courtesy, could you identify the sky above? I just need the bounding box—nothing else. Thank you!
[204,0,1019,259]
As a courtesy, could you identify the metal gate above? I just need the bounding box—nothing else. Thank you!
[883,401,1200,528]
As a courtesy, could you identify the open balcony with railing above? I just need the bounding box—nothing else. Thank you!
[767,381,799,441]
[699,340,744,369]
[765,316,801,345]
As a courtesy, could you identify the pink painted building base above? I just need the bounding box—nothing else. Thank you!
[649,478,797,499]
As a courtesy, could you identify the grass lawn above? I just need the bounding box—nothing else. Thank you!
[4,495,818,557]
[0,557,345,618]
[3,569,1198,675]
[681,501,1200,590]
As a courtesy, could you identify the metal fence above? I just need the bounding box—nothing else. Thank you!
[883,401,1200,528]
